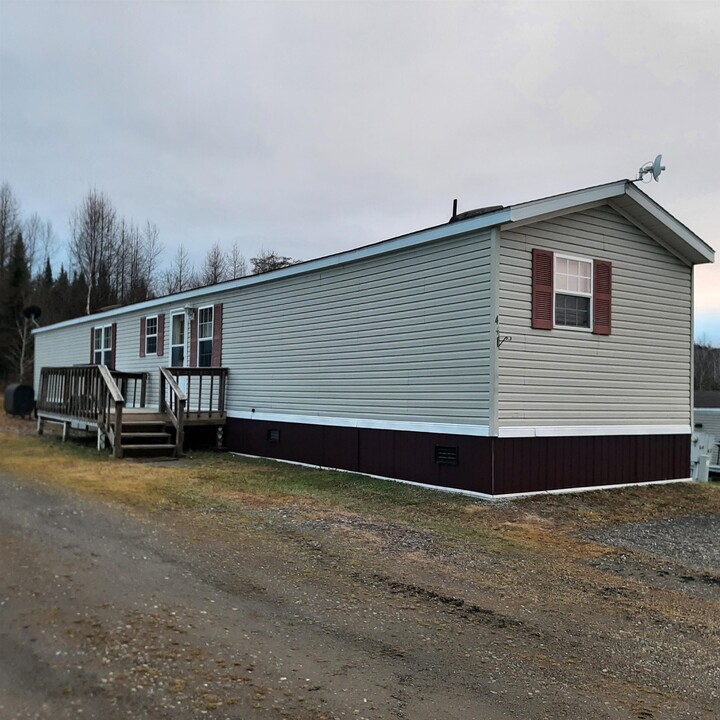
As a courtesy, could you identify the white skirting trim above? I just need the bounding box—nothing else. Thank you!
[498,424,691,438]
[227,413,689,439]
[226,411,491,437]
[229,452,693,500]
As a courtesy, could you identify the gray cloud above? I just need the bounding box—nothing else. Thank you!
[1,0,718,333]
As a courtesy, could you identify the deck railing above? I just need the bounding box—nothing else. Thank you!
[37,365,125,457]
[111,370,148,409]
[163,367,228,420]
[159,367,187,456]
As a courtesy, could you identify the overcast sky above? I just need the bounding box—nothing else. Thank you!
[1,0,718,341]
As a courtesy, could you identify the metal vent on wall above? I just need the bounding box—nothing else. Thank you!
[434,445,459,465]
[267,429,280,443]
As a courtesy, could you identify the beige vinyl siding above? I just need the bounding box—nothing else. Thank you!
[497,205,692,427]
[33,323,93,390]
[222,231,493,424]
[32,230,493,426]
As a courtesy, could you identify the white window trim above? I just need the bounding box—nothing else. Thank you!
[197,304,214,367]
[145,314,158,355]
[553,252,593,332]
[94,323,113,365]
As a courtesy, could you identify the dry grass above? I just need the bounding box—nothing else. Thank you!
[1,404,719,559]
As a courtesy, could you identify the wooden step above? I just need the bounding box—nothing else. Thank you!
[121,443,177,456]
[112,411,167,422]
[120,432,172,443]
[115,421,169,433]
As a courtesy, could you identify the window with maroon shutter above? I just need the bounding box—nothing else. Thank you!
[532,249,554,329]
[593,260,612,335]
[144,316,158,355]
[92,324,114,365]
[532,249,612,335]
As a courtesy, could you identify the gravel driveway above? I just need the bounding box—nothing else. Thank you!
[1,469,719,720]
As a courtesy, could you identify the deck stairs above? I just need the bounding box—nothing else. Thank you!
[114,410,176,459]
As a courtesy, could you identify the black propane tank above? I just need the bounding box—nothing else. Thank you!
[4,384,35,416]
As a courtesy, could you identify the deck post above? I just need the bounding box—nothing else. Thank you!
[37,416,44,435]
[113,402,124,458]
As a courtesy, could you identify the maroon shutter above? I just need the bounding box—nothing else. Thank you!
[90,327,95,364]
[157,314,165,356]
[212,303,223,366]
[110,323,117,369]
[189,312,198,367]
[532,249,554,330]
[593,259,612,335]
[140,317,146,357]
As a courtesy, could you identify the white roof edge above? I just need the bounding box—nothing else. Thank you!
[623,183,714,264]
[33,208,509,334]
[508,180,628,223]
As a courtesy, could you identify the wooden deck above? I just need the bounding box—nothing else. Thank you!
[36,365,228,458]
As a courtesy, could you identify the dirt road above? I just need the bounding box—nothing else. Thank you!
[1,471,718,719]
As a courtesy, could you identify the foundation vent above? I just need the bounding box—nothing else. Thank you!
[434,445,459,465]
[267,429,280,443]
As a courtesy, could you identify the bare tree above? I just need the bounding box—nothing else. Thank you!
[142,221,163,295]
[162,245,198,295]
[226,242,248,279]
[69,189,117,313]
[0,182,21,270]
[7,314,34,384]
[23,214,56,277]
[200,242,228,286]
[250,248,298,275]
[695,339,720,391]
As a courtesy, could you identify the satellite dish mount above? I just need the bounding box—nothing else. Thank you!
[637,154,666,183]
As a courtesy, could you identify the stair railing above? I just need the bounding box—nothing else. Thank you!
[97,365,125,458]
[159,366,187,457]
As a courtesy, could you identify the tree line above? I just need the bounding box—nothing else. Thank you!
[0,182,297,384]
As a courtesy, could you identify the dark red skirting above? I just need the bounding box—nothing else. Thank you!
[225,418,690,496]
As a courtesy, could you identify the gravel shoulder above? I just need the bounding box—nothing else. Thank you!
[1,414,719,719]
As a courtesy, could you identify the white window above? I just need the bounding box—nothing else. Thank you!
[197,306,214,367]
[94,325,113,365]
[145,315,158,355]
[554,255,592,330]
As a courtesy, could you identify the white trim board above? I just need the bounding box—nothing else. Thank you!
[226,410,491,437]
[229,452,693,500]
[498,424,691,437]
[227,413,691,438]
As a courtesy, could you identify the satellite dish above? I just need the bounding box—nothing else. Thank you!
[651,154,665,181]
[23,305,42,327]
[23,305,42,319]
[637,154,666,183]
